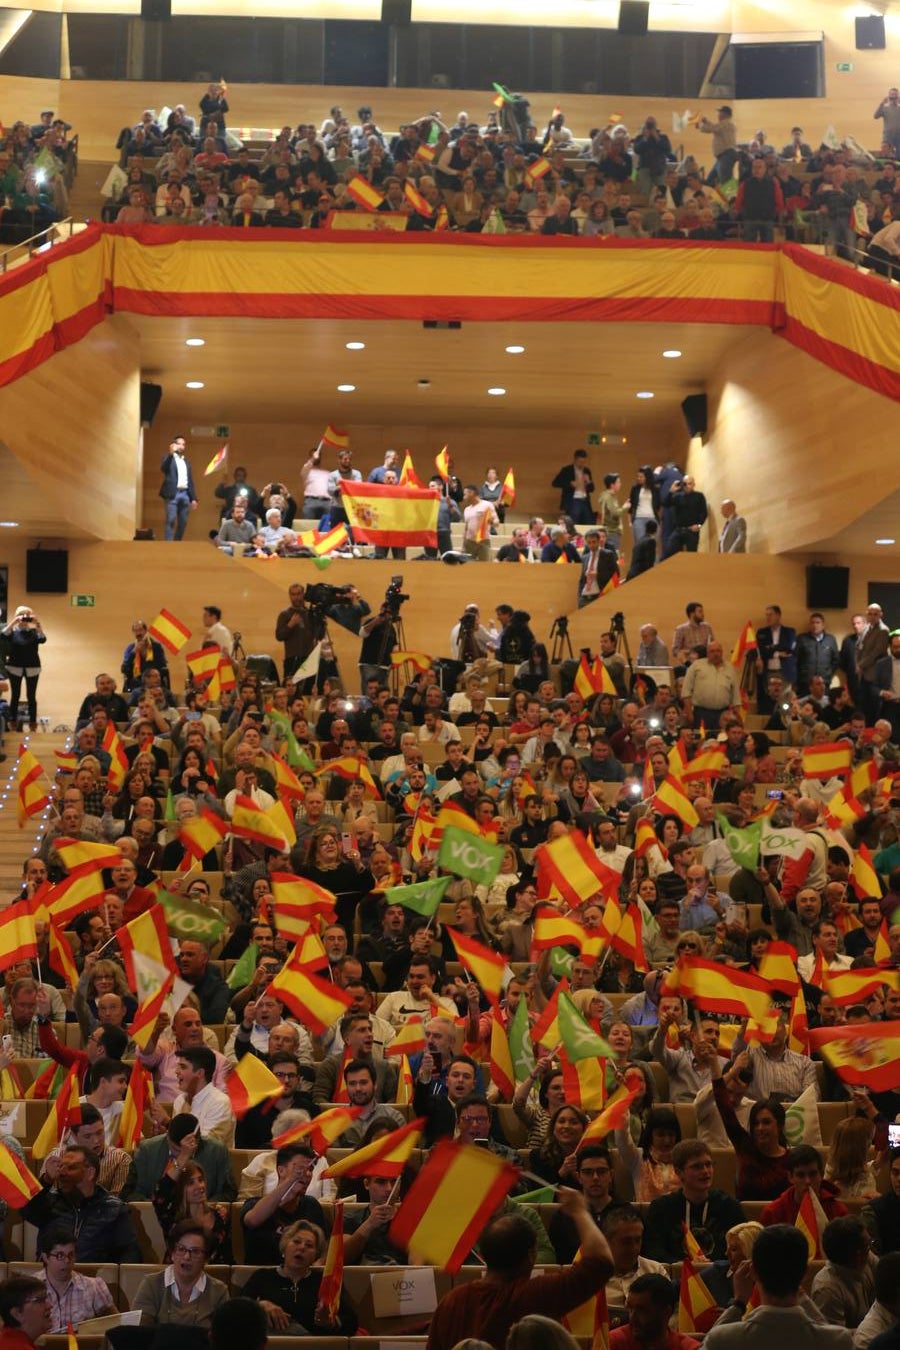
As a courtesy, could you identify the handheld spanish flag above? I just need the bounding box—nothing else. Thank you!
[340,480,439,549]
[226,1053,284,1118]
[118,1060,154,1151]
[116,904,178,997]
[682,747,728,781]
[102,723,129,790]
[650,775,700,829]
[204,443,228,476]
[185,647,222,686]
[318,754,382,798]
[31,1063,82,1161]
[758,940,801,995]
[577,1074,643,1148]
[318,1201,345,1322]
[434,445,450,480]
[389,1139,519,1273]
[390,650,433,673]
[399,450,424,488]
[324,1117,425,1179]
[48,920,79,991]
[489,1015,515,1101]
[446,927,506,1005]
[825,966,900,1006]
[267,950,353,1034]
[536,829,622,908]
[384,1016,427,1059]
[179,807,228,859]
[345,174,385,211]
[664,956,772,1023]
[16,745,49,827]
[678,1258,720,1334]
[795,1188,826,1259]
[500,468,516,506]
[0,1142,42,1209]
[433,204,450,231]
[850,843,882,900]
[524,155,552,187]
[271,873,337,937]
[395,1054,414,1107]
[730,621,758,667]
[825,785,867,830]
[574,654,599,701]
[270,751,306,805]
[320,423,350,451]
[531,906,605,962]
[403,181,433,217]
[52,837,122,873]
[148,608,192,655]
[809,1019,900,1094]
[414,141,436,163]
[45,867,107,926]
[230,794,295,850]
[801,742,853,781]
[272,1105,363,1154]
[0,900,38,969]
[560,1049,606,1113]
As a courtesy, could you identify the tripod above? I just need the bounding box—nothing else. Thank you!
[611,619,634,684]
[550,616,574,664]
[380,613,406,694]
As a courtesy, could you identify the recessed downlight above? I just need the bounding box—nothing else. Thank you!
[662,349,682,358]
[487,387,507,396]
[0,521,19,528]
[345,342,366,351]
[185,338,205,347]
[875,538,896,545]
[337,384,356,393]
[185,381,205,389]
[636,391,655,399]
[505,345,525,354]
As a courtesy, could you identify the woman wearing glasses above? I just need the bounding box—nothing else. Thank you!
[132,1220,228,1326]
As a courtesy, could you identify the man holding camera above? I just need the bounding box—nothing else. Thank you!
[359,603,399,688]
[274,584,318,682]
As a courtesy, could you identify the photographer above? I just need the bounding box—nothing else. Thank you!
[259,481,297,529]
[327,585,370,635]
[1,605,47,732]
[274,584,320,684]
[498,610,535,665]
[359,604,398,688]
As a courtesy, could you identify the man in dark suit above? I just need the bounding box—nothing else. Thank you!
[159,435,197,541]
[552,449,595,525]
[755,604,797,711]
[873,630,900,740]
[838,613,865,703]
[579,528,619,606]
[859,603,892,724]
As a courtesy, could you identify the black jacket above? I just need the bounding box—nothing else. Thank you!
[159,452,196,502]
[22,1184,142,1261]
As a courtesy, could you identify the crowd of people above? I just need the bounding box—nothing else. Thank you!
[0,109,75,232]
[0,571,899,1349]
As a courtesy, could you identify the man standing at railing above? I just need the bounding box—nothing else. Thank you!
[160,434,198,541]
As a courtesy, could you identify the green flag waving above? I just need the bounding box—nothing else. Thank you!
[716,813,763,871]
[227,941,259,990]
[384,875,452,918]
[437,824,505,886]
[508,995,535,1084]
[557,991,614,1063]
[159,890,227,944]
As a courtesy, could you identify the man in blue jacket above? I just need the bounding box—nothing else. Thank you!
[159,434,197,541]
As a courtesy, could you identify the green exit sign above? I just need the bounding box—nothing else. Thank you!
[70,594,95,607]
[587,432,600,445]
[215,424,230,438]
[836,61,853,72]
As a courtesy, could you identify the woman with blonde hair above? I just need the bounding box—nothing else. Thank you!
[826,1114,879,1199]
[506,1316,579,1350]
[242,1219,358,1334]
[75,958,136,1033]
[700,1219,765,1305]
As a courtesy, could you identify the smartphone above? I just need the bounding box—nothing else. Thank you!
[340,832,353,856]
[766,789,783,800]
[431,1052,442,1072]
[1,1035,12,1053]
[185,711,201,721]
[889,1123,900,1148]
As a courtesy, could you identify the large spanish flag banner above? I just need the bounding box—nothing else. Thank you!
[809,1020,900,1093]
[389,1139,520,1272]
[340,481,439,548]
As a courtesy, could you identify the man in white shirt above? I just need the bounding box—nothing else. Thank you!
[594,817,633,873]
[377,956,457,1027]
[79,1058,128,1146]
[202,605,232,655]
[796,919,853,982]
[172,1046,235,1146]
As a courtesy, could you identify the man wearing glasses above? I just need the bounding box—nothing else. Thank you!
[0,1277,52,1350]
[133,1221,228,1327]
[35,1225,115,1332]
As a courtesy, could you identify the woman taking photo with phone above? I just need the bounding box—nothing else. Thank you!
[1,605,46,731]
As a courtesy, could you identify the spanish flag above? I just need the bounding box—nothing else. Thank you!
[185,647,222,685]
[118,1060,154,1151]
[809,1019,900,1094]
[320,423,350,451]
[292,927,329,972]
[537,829,621,908]
[500,468,516,506]
[414,142,436,163]
[592,656,617,695]
[824,785,867,829]
[0,900,38,969]
[340,480,439,548]
[271,873,337,936]
[600,571,621,597]
[117,904,178,993]
[795,1188,826,1259]
[850,843,882,900]
[531,906,605,961]
[564,1254,610,1345]
[730,621,758,666]
[384,1016,427,1058]
[148,608,192,655]
[48,920,79,991]
[45,867,107,926]
[272,1105,362,1153]
[298,524,350,556]
[825,966,900,1006]
[318,754,382,798]
[607,901,647,972]
[102,724,129,791]
[433,204,450,231]
[560,1049,606,1112]
[179,807,228,859]
[53,837,122,872]
[801,742,853,781]
[664,956,772,1023]
[850,760,879,799]
[395,1055,414,1107]
[403,181,433,217]
[678,1259,720,1334]
[318,1202,345,1322]
[324,1117,425,1179]
[524,155,552,187]
[390,650,433,672]
[270,751,306,803]
[574,654,599,701]
[758,940,800,995]
[434,445,450,480]
[578,1076,643,1148]
[634,817,665,860]
[31,1063,82,1161]
[268,951,353,1034]
[129,972,174,1052]
[16,745,49,827]
[446,928,506,1005]
[389,1139,519,1273]
[399,450,424,487]
[0,1142,42,1209]
[226,1053,284,1118]
[490,1015,515,1101]
[203,443,228,476]
[345,174,385,211]
[650,775,700,829]
[230,794,294,849]
[682,747,728,781]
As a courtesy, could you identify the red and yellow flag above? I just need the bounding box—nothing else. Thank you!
[0,1141,42,1209]
[48,920,79,991]
[825,966,900,1006]
[16,745,49,827]
[390,650,433,672]
[318,754,381,798]
[52,837,122,872]
[117,904,178,992]
[226,1053,284,1118]
[271,872,337,938]
[560,1050,606,1112]
[230,794,294,849]
[267,952,353,1034]
[384,1017,427,1058]
[537,829,621,908]
[0,899,38,969]
[45,866,107,926]
[118,1060,154,1150]
[801,742,853,781]
[531,906,605,961]
[679,1258,720,1335]
[395,1055,414,1107]
[650,775,700,829]
[564,1256,609,1346]
[203,444,228,476]
[796,1188,825,1258]
[489,1015,515,1101]
[341,481,439,548]
[809,1019,900,1093]
[389,1139,519,1272]
[149,608,192,654]
[185,647,222,686]
[178,808,228,859]
[403,181,433,217]
[446,928,505,1005]
[578,1077,642,1148]
[398,450,424,487]
[345,174,385,211]
[608,902,647,972]
[730,621,758,666]
[324,1117,425,1179]
[825,785,867,829]
[434,445,450,480]
[101,723,129,790]
[272,1106,362,1154]
[850,843,882,900]
[318,1201,345,1321]
[682,747,728,781]
[664,957,772,1022]
[320,423,349,450]
[758,940,800,995]
[31,1063,82,1161]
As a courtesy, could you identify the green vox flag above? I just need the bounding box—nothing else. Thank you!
[716,813,763,871]
[513,1185,556,1204]
[557,991,614,1063]
[384,875,452,918]
[437,824,505,886]
[508,995,535,1084]
[164,788,177,825]
[227,941,259,990]
[159,890,227,944]
[550,947,575,980]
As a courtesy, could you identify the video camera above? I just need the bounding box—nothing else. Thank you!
[305,582,353,614]
[610,611,625,634]
[383,575,409,618]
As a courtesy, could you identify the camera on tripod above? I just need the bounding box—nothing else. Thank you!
[304,582,353,619]
[610,611,625,635]
[383,575,409,617]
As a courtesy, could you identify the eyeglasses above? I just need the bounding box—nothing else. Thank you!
[173,1246,206,1257]
[460,1115,491,1127]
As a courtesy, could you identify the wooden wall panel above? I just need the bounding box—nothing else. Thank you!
[687,330,900,557]
[0,316,141,540]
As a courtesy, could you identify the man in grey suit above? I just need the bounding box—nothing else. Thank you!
[718,499,747,553]
[705,1224,852,1349]
[133,1113,235,1201]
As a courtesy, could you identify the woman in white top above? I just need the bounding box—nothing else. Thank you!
[625,465,660,546]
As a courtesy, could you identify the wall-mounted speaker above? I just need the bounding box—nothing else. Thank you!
[807,564,850,610]
[381,0,411,23]
[26,549,68,594]
[141,0,171,19]
[140,382,162,426]
[618,1,649,35]
[681,393,708,438]
[855,15,885,49]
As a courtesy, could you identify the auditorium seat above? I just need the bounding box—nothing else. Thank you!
[127,1203,167,1263]
[817,1101,854,1142]
[342,1264,454,1335]
[1,1097,52,1143]
[496,1105,528,1147]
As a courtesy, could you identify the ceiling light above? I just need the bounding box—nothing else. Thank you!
[337,384,356,393]
[185,338,205,347]
[487,387,507,396]
[662,349,682,358]
[505,345,525,354]
[636,391,655,399]
[0,521,19,528]
[185,381,205,389]
[345,342,365,351]
[875,538,896,545]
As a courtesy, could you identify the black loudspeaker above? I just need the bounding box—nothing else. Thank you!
[681,393,708,438]
[381,0,411,22]
[141,0,171,19]
[855,15,885,49]
[807,565,850,610]
[618,1,649,35]
[26,549,68,594]
[140,382,162,426]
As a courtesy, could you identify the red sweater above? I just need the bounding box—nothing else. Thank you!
[760,1180,848,1226]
